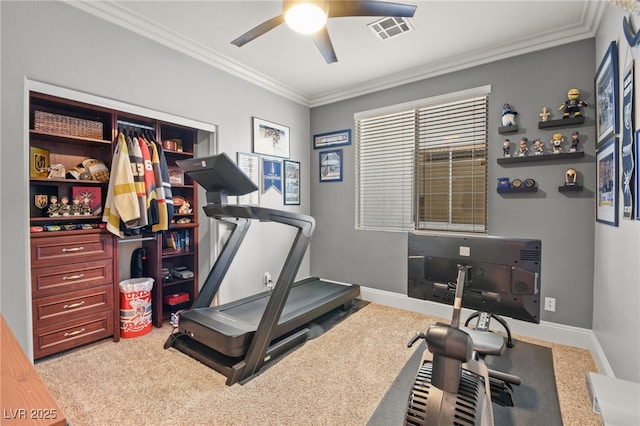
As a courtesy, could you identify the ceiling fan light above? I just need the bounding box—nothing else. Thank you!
[285,2,327,35]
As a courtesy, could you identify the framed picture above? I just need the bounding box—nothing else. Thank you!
[596,137,619,226]
[595,41,619,146]
[237,152,261,205]
[283,160,301,205]
[313,129,351,149]
[621,63,634,220]
[262,158,282,194]
[319,149,343,182]
[635,130,640,220]
[30,146,50,178]
[168,166,185,185]
[253,117,290,158]
[72,186,102,215]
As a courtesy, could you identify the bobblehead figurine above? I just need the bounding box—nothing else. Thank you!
[559,88,588,118]
[501,103,518,127]
[569,131,580,152]
[518,137,529,157]
[502,139,512,158]
[551,133,565,154]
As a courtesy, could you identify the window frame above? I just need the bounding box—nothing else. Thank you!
[354,85,491,234]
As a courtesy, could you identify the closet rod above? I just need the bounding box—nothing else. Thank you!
[117,119,156,131]
[117,236,157,244]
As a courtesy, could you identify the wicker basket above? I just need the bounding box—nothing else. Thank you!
[34,110,103,139]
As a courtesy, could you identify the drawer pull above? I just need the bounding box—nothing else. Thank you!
[62,246,85,253]
[62,273,85,281]
[63,301,86,310]
[63,328,85,338]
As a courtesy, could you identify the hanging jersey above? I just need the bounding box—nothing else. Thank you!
[156,141,174,225]
[128,135,147,228]
[149,139,169,232]
[138,136,159,226]
[103,133,140,236]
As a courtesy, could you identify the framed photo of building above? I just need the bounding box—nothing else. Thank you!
[283,160,300,205]
[253,117,290,159]
[595,41,619,146]
[596,137,619,226]
[319,149,343,183]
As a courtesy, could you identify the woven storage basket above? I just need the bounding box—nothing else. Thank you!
[34,110,103,139]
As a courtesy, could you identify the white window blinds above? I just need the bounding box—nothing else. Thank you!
[355,89,489,233]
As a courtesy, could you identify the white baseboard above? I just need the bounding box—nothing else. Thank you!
[359,286,613,376]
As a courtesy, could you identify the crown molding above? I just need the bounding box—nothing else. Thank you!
[63,0,312,106]
[65,1,605,109]
[308,0,606,107]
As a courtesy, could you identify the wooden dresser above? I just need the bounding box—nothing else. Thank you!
[30,230,118,359]
[1,315,67,425]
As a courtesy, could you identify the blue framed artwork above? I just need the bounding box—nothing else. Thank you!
[262,158,282,194]
[596,137,619,227]
[621,63,634,220]
[283,160,300,205]
[636,130,640,220]
[313,129,351,149]
[595,41,619,147]
[319,149,343,182]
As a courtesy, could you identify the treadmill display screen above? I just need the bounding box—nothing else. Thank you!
[176,153,258,196]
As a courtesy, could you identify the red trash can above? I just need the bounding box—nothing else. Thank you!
[119,278,154,338]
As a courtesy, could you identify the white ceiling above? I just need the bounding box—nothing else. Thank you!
[68,1,605,107]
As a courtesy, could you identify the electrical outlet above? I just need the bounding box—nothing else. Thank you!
[544,297,556,312]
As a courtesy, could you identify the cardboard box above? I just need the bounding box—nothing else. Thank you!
[163,292,190,306]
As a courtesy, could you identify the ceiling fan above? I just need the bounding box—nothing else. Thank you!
[231,0,418,64]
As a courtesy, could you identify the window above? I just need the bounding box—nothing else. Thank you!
[355,86,489,233]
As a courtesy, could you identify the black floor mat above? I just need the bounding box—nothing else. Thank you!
[368,339,562,426]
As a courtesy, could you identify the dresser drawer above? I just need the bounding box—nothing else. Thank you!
[33,285,114,328]
[32,259,113,298]
[33,312,114,359]
[31,233,113,268]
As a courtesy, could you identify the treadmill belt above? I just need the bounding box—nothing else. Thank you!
[178,278,359,358]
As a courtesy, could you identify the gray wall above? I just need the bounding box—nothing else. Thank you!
[310,39,597,330]
[592,6,640,383]
[0,1,312,356]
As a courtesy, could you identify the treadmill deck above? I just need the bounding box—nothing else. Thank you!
[178,277,360,358]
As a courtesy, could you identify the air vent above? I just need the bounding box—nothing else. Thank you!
[368,16,413,40]
[520,249,541,262]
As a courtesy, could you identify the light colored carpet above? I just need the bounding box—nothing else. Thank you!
[35,303,601,425]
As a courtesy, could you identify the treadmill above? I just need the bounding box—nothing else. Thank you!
[164,153,360,385]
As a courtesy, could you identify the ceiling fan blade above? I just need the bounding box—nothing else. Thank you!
[311,27,338,64]
[327,1,417,18]
[231,15,286,47]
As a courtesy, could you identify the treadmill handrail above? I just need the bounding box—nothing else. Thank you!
[203,204,316,236]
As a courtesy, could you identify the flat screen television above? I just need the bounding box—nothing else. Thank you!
[408,232,542,324]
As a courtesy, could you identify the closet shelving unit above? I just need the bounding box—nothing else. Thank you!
[28,92,200,357]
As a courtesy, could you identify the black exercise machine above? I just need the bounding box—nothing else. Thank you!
[405,266,522,425]
[404,233,542,425]
[164,153,360,385]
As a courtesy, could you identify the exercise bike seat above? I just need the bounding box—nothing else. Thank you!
[460,326,506,356]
